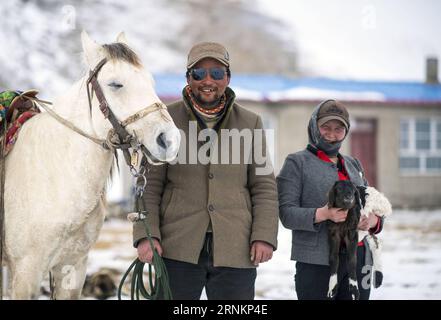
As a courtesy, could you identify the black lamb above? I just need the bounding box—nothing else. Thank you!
[326,180,363,300]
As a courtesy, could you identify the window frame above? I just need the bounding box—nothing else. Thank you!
[399,117,441,175]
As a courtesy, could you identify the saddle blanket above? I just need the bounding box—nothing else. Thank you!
[0,90,41,155]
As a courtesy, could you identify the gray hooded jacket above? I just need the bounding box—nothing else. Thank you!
[276,102,369,265]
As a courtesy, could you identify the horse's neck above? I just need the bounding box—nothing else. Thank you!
[52,78,91,130]
[45,78,114,202]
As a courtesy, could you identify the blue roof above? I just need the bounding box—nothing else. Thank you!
[153,73,441,104]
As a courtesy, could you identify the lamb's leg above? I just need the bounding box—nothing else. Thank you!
[327,230,341,299]
[345,232,360,300]
[366,235,383,288]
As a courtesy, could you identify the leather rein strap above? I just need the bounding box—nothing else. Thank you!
[86,58,169,166]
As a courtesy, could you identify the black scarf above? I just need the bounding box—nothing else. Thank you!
[307,99,349,157]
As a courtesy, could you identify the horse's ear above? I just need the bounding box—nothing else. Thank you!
[81,30,104,69]
[116,32,129,45]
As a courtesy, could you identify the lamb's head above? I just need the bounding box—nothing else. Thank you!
[328,180,361,210]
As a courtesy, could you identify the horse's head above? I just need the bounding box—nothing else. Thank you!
[81,31,180,163]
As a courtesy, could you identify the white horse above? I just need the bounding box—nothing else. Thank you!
[3,31,180,299]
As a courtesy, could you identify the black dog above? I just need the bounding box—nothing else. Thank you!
[326,180,363,300]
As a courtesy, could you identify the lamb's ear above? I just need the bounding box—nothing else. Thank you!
[354,187,363,210]
[327,183,337,208]
[356,185,367,208]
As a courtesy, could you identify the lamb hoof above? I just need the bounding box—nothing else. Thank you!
[349,278,359,300]
[327,274,338,299]
[374,271,383,288]
[327,286,338,300]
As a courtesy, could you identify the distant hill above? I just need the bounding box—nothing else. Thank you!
[0,0,298,97]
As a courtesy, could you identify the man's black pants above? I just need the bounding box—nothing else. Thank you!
[161,233,257,300]
[295,245,372,300]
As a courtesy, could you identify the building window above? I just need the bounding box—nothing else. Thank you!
[399,157,420,169]
[415,119,431,150]
[437,122,441,149]
[400,121,409,149]
[427,157,441,170]
[400,118,441,174]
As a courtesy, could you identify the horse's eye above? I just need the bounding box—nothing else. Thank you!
[108,82,123,89]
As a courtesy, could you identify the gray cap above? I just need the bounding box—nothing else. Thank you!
[187,42,230,69]
[317,100,350,130]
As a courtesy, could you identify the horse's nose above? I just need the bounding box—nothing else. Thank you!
[156,132,169,150]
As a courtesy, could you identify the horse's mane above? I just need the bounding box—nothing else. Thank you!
[102,43,142,67]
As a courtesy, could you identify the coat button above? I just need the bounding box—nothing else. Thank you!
[208,204,215,212]
[208,173,214,179]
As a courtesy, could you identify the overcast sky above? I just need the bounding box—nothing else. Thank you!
[2,0,439,94]
[256,0,441,82]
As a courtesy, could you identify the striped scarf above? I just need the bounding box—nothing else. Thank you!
[184,85,226,117]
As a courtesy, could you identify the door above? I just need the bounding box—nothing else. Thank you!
[350,118,377,187]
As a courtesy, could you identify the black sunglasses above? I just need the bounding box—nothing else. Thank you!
[190,68,226,81]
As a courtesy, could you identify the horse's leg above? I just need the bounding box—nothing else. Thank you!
[51,255,88,300]
[51,200,105,300]
[9,257,45,299]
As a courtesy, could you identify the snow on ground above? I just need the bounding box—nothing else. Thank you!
[87,209,441,300]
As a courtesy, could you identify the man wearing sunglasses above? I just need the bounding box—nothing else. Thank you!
[133,42,279,300]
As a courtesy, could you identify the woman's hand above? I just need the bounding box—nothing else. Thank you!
[357,215,370,230]
[358,212,379,231]
[315,205,348,223]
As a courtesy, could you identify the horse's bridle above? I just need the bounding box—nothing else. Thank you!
[86,58,171,166]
